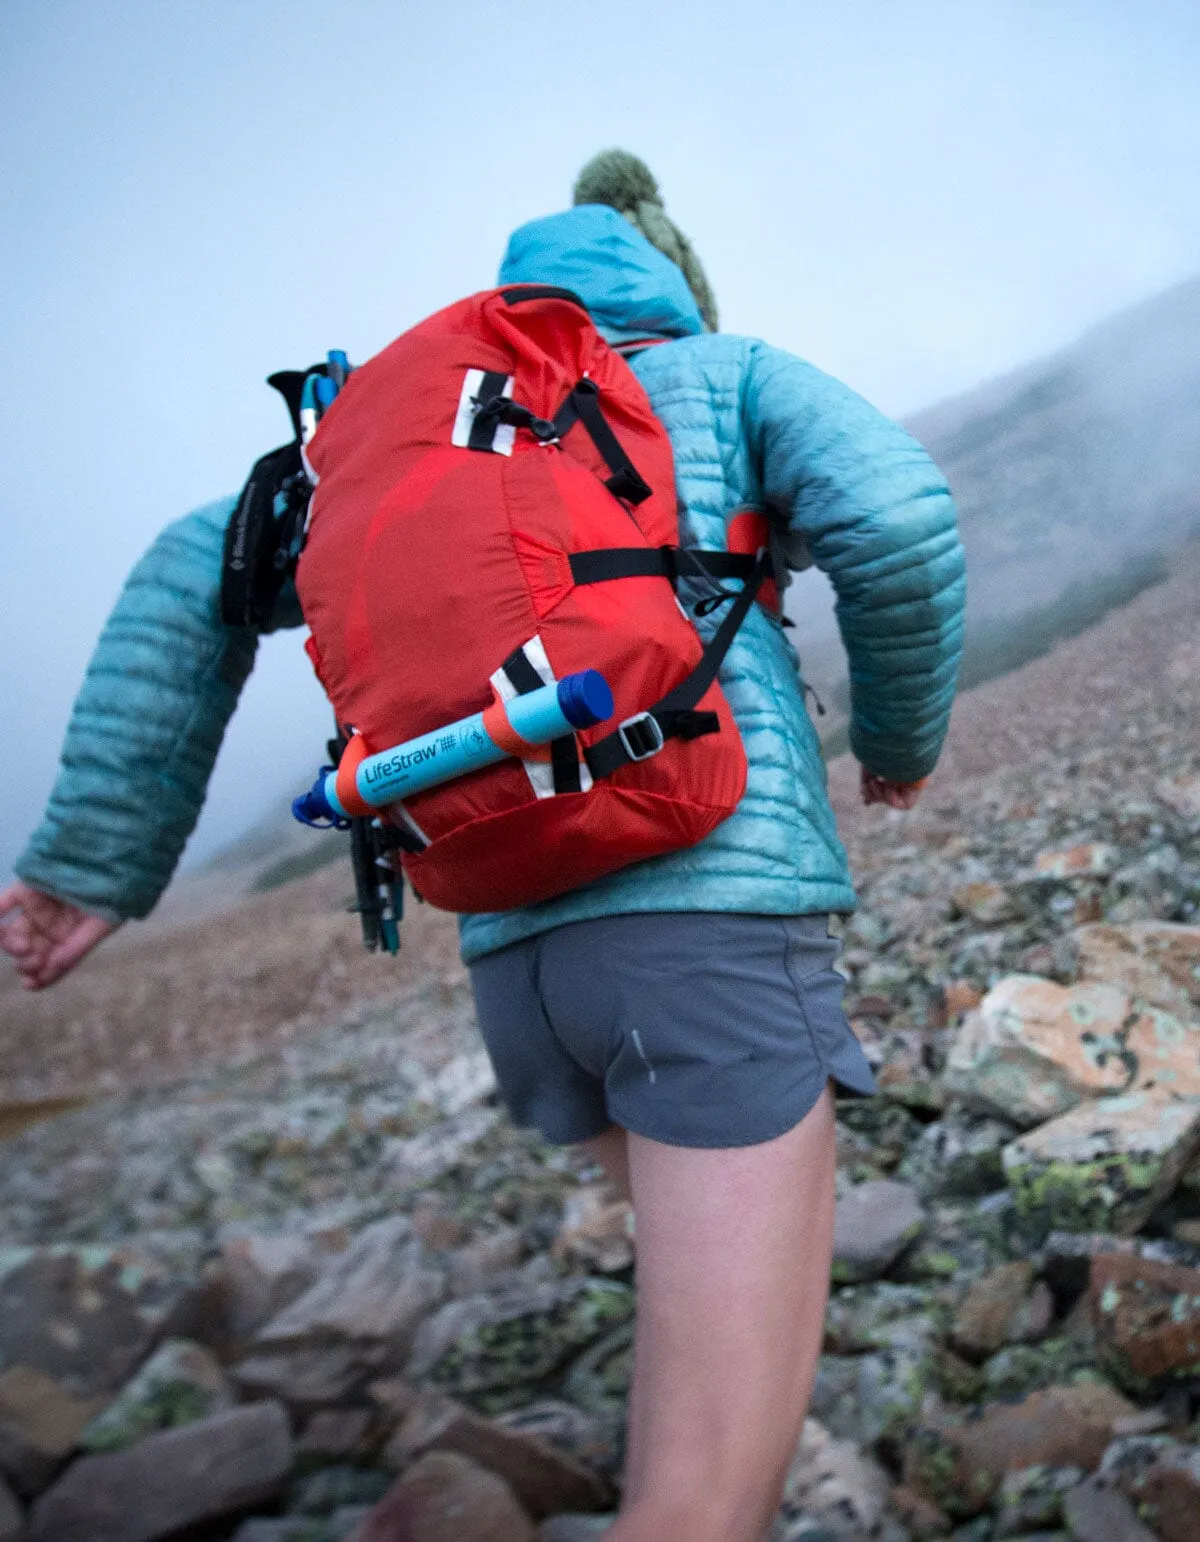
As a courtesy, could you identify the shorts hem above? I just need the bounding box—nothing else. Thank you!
[606,1064,875,1151]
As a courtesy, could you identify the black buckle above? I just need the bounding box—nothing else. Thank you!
[617,712,665,762]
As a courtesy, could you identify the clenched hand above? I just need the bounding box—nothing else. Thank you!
[0,883,119,990]
[860,767,927,810]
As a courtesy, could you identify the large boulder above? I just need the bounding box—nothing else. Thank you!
[1003,1087,1200,1236]
[1071,921,1200,1017]
[25,1401,293,1542]
[943,976,1194,1126]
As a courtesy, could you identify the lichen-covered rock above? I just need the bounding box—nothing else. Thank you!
[1100,1434,1200,1542]
[774,1418,892,1540]
[824,1283,942,1355]
[902,1382,1137,1520]
[79,1339,234,1454]
[1003,1089,1200,1237]
[977,1335,1099,1402]
[945,976,1146,1126]
[1089,1252,1200,1386]
[1072,921,1200,1017]
[832,1181,926,1284]
[854,1343,935,1443]
[409,1278,634,1412]
[993,1462,1084,1535]
[896,1111,1014,1199]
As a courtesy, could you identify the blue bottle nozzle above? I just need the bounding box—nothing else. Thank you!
[556,668,614,730]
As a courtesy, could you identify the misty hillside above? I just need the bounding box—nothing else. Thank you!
[910,274,1200,622]
[788,274,1200,708]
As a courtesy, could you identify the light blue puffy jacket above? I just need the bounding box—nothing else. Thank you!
[16,206,966,962]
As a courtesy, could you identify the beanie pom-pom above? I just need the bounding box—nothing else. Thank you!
[573,149,662,213]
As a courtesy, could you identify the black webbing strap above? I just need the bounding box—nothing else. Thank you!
[583,550,772,781]
[500,647,543,694]
[500,648,580,795]
[500,285,588,310]
[568,547,759,589]
[553,381,653,506]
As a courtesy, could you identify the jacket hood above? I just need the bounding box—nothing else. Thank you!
[497,205,705,341]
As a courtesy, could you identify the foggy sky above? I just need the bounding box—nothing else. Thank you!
[3,0,1200,889]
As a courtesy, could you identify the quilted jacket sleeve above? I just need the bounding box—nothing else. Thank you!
[743,343,966,784]
[14,498,260,921]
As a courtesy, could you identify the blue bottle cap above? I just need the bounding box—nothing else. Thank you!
[557,669,614,730]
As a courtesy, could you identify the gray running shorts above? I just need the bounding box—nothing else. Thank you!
[468,912,877,1149]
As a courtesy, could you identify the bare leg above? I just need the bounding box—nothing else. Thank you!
[576,1124,632,1203]
[607,1087,838,1542]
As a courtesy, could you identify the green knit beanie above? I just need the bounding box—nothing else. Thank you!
[572,149,718,332]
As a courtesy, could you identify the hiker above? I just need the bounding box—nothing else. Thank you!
[1,152,965,1541]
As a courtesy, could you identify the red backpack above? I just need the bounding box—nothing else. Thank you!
[292,284,768,913]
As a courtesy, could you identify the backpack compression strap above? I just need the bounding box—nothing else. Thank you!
[581,548,772,779]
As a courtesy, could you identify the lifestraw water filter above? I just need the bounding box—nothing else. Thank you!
[292,669,614,826]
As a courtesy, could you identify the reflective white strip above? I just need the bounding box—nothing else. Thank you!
[452,370,516,456]
[489,635,593,799]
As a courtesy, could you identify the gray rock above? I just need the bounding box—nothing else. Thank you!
[256,1215,445,1355]
[897,1110,1014,1198]
[0,1365,105,1496]
[26,1401,293,1542]
[0,1476,21,1542]
[537,1519,614,1541]
[384,1388,613,1520]
[216,1231,325,1342]
[832,1181,926,1283]
[345,1450,536,1541]
[232,1345,367,1411]
[0,1242,203,1399]
[1061,1475,1158,1541]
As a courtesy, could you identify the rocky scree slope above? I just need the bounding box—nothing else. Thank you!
[0,564,1199,1538]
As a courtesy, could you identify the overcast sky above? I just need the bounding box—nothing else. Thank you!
[3,0,1199,889]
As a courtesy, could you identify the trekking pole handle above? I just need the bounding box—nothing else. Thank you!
[296,669,614,823]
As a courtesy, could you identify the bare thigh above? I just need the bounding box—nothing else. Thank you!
[581,1087,838,1542]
